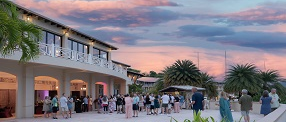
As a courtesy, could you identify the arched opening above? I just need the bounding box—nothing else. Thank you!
[70,79,87,99]
[0,72,17,118]
[34,76,58,115]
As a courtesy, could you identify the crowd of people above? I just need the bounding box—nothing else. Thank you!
[41,87,281,121]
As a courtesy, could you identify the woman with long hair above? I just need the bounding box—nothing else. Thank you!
[67,96,73,118]
[260,90,273,116]
[145,94,151,115]
[219,91,233,122]
[102,95,109,114]
[138,95,144,112]
[125,94,133,119]
[174,94,180,113]
[42,96,51,118]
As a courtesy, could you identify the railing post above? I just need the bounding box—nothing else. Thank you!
[88,54,92,64]
[51,44,55,57]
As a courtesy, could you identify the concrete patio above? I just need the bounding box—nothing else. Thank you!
[2,109,263,122]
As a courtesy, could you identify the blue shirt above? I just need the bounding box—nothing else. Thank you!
[133,96,139,104]
[83,97,88,104]
[180,95,184,103]
[52,97,58,107]
[192,92,204,110]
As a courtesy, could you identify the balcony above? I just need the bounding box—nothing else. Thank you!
[38,43,127,76]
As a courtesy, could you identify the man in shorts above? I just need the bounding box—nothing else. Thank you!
[161,92,170,115]
[60,93,69,119]
[239,89,253,122]
[51,95,59,119]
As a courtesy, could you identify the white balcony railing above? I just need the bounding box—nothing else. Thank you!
[38,43,127,76]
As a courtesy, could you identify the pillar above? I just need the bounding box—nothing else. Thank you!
[17,66,34,118]
[63,72,71,97]
[109,78,114,96]
[91,75,96,110]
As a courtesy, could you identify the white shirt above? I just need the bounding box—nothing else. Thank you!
[161,95,170,104]
[150,96,155,105]
[269,93,280,108]
[170,96,175,103]
[60,96,68,107]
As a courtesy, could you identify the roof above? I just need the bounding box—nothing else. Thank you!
[127,70,144,76]
[14,3,118,50]
[159,85,205,92]
[112,60,131,67]
[137,77,160,83]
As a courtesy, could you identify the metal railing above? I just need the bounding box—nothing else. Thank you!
[38,43,127,75]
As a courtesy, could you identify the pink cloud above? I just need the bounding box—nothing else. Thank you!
[111,44,286,81]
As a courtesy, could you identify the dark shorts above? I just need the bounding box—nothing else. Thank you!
[162,104,168,108]
[52,107,58,113]
[171,103,174,107]
[133,104,139,110]
[150,105,154,109]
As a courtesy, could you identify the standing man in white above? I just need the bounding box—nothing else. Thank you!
[161,92,170,115]
[60,93,69,119]
[269,88,280,112]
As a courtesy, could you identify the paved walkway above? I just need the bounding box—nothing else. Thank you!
[2,110,263,122]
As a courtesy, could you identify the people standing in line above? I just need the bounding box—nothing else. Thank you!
[132,93,139,117]
[67,95,73,118]
[154,95,160,115]
[179,94,184,110]
[97,95,102,113]
[43,96,52,118]
[125,94,133,119]
[102,95,109,114]
[117,94,123,114]
[83,96,88,112]
[269,88,280,112]
[174,95,180,113]
[51,95,59,119]
[239,89,253,122]
[150,94,155,114]
[138,95,144,112]
[260,90,273,116]
[190,87,205,114]
[145,94,151,115]
[60,93,69,119]
[161,92,170,115]
[219,91,233,122]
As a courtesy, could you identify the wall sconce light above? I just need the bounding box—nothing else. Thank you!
[27,16,30,21]
[56,86,58,89]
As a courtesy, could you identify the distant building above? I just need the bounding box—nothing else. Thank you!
[127,70,144,84]
[136,77,160,92]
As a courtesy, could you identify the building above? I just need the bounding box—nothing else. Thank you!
[0,4,132,118]
[136,77,160,92]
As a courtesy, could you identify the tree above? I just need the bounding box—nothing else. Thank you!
[128,84,143,94]
[259,70,286,96]
[224,63,262,94]
[0,0,42,62]
[148,79,164,94]
[196,72,218,99]
[149,71,157,77]
[163,60,200,86]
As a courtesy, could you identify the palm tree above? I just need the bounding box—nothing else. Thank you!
[224,63,262,94]
[196,72,218,99]
[163,60,200,86]
[259,70,286,96]
[0,0,41,62]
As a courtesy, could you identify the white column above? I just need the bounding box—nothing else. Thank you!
[64,72,71,97]
[109,78,114,96]
[91,75,96,110]
[17,66,34,118]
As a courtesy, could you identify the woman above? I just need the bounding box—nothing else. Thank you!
[174,95,180,113]
[138,95,144,112]
[125,94,133,119]
[154,95,160,115]
[42,96,51,118]
[219,91,233,122]
[145,94,151,115]
[260,90,273,116]
[97,95,102,113]
[116,95,123,114]
[109,96,114,113]
[67,96,73,118]
[102,95,109,114]
[89,97,93,111]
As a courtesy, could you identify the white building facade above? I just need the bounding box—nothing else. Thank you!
[0,5,132,118]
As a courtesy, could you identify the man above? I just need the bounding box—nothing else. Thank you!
[52,94,59,119]
[150,94,155,114]
[269,88,280,112]
[83,96,88,112]
[190,87,204,114]
[60,93,69,119]
[239,89,253,122]
[170,94,175,112]
[161,92,170,115]
[179,95,185,109]
[132,93,139,117]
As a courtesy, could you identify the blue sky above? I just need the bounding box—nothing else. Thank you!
[14,0,286,80]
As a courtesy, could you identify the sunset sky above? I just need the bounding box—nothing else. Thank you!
[14,0,286,80]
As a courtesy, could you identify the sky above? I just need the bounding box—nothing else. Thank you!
[14,0,286,80]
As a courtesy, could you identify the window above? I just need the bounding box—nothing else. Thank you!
[93,48,109,60]
[40,30,62,47]
[68,39,89,54]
